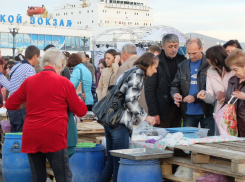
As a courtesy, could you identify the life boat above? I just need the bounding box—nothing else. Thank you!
[27,6,45,16]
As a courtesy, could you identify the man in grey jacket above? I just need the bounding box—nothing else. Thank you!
[114,44,148,112]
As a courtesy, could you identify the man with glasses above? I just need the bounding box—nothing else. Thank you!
[8,45,40,132]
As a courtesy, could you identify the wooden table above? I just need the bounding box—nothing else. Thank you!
[162,141,245,182]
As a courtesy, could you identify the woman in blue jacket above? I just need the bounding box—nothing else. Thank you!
[68,53,94,110]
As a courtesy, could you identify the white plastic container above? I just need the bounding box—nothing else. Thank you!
[198,128,210,138]
[189,127,209,138]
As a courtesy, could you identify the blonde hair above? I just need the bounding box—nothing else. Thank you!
[40,48,66,70]
[77,52,86,63]
[225,49,245,67]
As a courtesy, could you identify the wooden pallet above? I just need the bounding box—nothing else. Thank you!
[46,167,56,182]
[78,133,105,144]
[77,122,104,134]
[162,141,245,182]
[0,130,5,154]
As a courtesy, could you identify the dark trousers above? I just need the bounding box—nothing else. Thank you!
[100,124,129,182]
[184,114,215,136]
[27,148,72,182]
[155,103,182,128]
[86,105,93,111]
[8,107,26,132]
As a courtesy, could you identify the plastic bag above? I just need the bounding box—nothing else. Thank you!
[84,111,95,118]
[140,129,158,136]
[164,132,183,150]
[197,173,228,182]
[214,96,238,136]
[1,120,11,133]
[174,166,193,178]
[131,134,148,141]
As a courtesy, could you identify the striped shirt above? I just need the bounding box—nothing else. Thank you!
[9,62,36,96]
[0,74,10,91]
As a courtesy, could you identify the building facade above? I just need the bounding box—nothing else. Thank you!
[0,15,92,57]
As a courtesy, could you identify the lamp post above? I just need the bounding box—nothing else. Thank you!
[80,35,89,54]
[8,25,20,60]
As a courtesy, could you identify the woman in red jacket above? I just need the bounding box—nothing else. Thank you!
[6,48,88,182]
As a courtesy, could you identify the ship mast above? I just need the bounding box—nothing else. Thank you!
[82,0,87,8]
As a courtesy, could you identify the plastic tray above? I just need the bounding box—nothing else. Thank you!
[110,148,173,160]
[165,127,199,133]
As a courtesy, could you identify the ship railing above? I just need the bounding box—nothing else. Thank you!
[105,3,150,10]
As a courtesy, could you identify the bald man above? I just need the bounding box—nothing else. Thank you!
[171,38,214,136]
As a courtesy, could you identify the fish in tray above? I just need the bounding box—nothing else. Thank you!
[110,148,173,161]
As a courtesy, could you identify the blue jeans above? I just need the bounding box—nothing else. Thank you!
[100,124,129,182]
[184,114,215,136]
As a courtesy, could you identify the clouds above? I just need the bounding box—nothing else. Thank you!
[1,0,244,42]
[148,0,245,42]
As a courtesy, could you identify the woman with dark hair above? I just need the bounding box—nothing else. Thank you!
[96,60,107,87]
[223,40,243,55]
[99,52,157,182]
[97,49,120,101]
[68,53,94,110]
[197,46,233,135]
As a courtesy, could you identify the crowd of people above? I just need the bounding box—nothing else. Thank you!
[0,33,243,182]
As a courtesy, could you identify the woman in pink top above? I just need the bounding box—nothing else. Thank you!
[197,46,233,135]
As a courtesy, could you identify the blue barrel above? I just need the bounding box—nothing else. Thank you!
[117,159,162,182]
[2,133,32,182]
[69,144,105,182]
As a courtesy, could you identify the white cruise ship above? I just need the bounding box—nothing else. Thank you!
[53,0,154,29]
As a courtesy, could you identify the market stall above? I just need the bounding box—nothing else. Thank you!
[99,122,245,182]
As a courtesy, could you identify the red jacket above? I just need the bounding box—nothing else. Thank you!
[6,66,87,153]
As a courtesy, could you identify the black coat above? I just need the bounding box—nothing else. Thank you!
[144,50,186,121]
[170,54,214,119]
[61,66,71,80]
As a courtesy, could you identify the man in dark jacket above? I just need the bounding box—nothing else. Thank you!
[171,38,214,136]
[145,34,186,128]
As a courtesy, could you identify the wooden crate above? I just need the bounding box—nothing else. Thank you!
[78,133,105,144]
[46,167,56,182]
[77,122,104,134]
[162,141,245,182]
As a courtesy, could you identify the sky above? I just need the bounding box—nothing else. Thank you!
[0,0,245,42]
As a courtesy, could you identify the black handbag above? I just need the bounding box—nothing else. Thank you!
[92,67,137,128]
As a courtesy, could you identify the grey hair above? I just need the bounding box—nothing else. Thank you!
[162,34,179,46]
[77,51,86,63]
[121,44,137,54]
[186,38,203,49]
[40,48,66,70]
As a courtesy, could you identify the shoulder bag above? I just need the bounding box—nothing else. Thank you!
[76,68,85,102]
[92,67,137,128]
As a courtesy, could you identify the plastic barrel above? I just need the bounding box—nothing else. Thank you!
[69,144,105,182]
[2,133,32,182]
[117,159,162,182]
